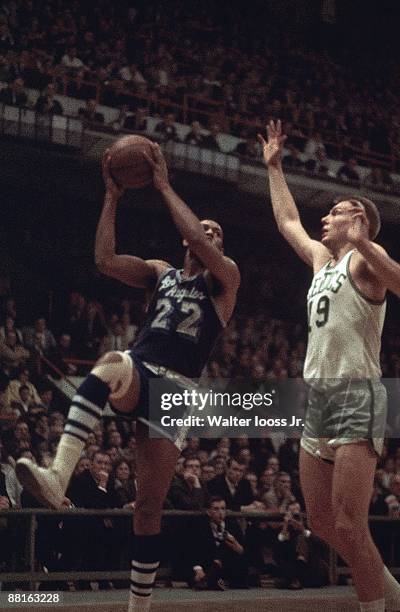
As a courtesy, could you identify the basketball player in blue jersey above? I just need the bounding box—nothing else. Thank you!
[259,120,400,612]
[16,143,240,611]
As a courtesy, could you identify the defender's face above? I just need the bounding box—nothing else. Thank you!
[321,200,364,247]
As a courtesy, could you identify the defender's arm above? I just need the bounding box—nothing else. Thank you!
[259,121,329,269]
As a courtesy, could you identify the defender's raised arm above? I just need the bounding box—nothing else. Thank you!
[259,120,328,270]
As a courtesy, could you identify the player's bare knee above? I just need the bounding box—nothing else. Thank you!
[92,350,133,400]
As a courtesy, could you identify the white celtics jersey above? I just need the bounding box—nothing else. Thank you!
[303,249,386,382]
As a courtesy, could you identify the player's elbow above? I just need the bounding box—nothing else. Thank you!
[95,256,112,275]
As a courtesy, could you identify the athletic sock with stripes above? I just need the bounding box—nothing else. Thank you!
[52,374,110,491]
[129,534,161,612]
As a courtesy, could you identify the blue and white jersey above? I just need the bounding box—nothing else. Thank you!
[133,268,224,377]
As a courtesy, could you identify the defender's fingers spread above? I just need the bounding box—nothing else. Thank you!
[257,133,266,145]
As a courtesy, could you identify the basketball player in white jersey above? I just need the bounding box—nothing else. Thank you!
[259,120,400,612]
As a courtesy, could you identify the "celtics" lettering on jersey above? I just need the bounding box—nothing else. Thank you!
[308,270,347,299]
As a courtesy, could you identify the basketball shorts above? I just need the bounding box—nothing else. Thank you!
[109,350,198,450]
[300,379,387,462]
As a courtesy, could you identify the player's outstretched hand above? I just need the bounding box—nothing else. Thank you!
[258,119,287,168]
[143,143,170,191]
[102,149,124,200]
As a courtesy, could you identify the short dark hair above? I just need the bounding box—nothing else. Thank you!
[206,495,225,508]
[183,455,200,468]
[332,194,381,240]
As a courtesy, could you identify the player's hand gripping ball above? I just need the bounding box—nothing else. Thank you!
[108,134,155,189]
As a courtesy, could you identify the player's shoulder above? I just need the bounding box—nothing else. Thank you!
[145,259,174,277]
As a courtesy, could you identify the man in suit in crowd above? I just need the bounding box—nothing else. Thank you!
[207,457,254,510]
[188,495,248,589]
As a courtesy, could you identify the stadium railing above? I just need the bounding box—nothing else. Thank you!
[0,508,398,590]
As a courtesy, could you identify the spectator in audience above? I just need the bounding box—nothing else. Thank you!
[0,315,23,344]
[167,455,206,510]
[23,317,56,356]
[61,47,86,74]
[273,501,329,589]
[0,77,27,106]
[336,157,360,183]
[78,98,105,125]
[0,439,20,506]
[188,496,248,590]
[63,451,120,590]
[112,458,136,507]
[201,463,216,485]
[184,121,205,146]
[4,367,40,408]
[207,457,254,510]
[202,123,222,151]
[49,333,78,377]
[9,384,35,417]
[155,113,179,143]
[262,471,296,513]
[235,135,261,159]
[0,330,29,375]
[384,474,400,517]
[364,166,393,187]
[34,83,63,115]
[118,62,146,86]
[98,315,129,354]
[282,144,304,169]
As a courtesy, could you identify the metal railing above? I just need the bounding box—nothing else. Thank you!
[0,508,399,590]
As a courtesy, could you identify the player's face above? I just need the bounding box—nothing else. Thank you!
[200,219,224,251]
[321,200,364,247]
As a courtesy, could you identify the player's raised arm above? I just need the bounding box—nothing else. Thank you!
[258,120,328,269]
[144,143,240,291]
[95,150,168,289]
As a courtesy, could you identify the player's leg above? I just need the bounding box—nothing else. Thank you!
[129,420,180,612]
[300,447,400,611]
[16,351,140,507]
[332,442,384,609]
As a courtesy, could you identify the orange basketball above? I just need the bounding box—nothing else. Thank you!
[108,135,154,189]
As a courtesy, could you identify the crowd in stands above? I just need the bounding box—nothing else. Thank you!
[0,290,400,590]
[0,1,399,185]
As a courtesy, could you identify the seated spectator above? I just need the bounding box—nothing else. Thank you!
[0,315,23,344]
[304,149,334,177]
[207,457,254,510]
[201,462,216,485]
[112,459,136,507]
[184,121,205,146]
[384,474,400,517]
[364,166,393,187]
[66,70,97,100]
[0,439,21,506]
[188,496,248,589]
[10,384,35,417]
[167,455,206,510]
[202,123,222,151]
[155,113,179,143]
[61,47,86,74]
[120,312,137,348]
[23,317,56,356]
[0,77,28,107]
[122,106,148,132]
[304,131,326,163]
[4,367,40,408]
[118,62,146,86]
[62,451,120,590]
[282,144,304,169]
[273,501,329,589]
[262,471,296,513]
[336,158,360,183]
[48,333,78,377]
[235,135,261,159]
[99,315,130,354]
[78,98,105,125]
[0,330,29,375]
[34,83,63,115]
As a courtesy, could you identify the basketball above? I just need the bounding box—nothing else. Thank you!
[108,135,154,189]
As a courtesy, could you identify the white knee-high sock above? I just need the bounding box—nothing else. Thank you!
[384,565,400,611]
[52,374,109,491]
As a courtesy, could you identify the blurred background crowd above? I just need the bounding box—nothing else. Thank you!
[1,0,400,595]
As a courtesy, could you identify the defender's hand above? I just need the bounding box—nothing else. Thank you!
[102,149,124,200]
[258,120,287,168]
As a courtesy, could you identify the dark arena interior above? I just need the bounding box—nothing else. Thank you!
[1,1,400,611]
